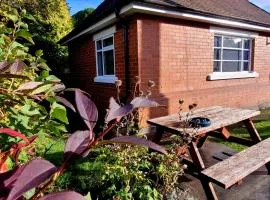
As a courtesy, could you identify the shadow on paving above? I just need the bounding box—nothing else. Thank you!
[177,141,270,200]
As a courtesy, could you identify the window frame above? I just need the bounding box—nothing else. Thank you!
[94,34,117,83]
[213,34,253,73]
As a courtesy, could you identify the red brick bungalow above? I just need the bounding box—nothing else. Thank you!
[60,0,270,120]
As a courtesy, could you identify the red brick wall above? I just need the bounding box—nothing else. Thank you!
[68,14,270,123]
[136,15,270,120]
[68,19,138,119]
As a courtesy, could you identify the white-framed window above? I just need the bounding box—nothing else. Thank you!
[94,35,116,83]
[208,27,259,80]
[213,35,253,72]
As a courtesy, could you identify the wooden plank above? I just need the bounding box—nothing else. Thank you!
[244,119,262,143]
[220,127,231,139]
[188,141,205,170]
[197,135,208,148]
[226,136,255,147]
[147,106,260,137]
[201,137,270,189]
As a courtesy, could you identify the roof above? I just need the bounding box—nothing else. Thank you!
[60,0,270,44]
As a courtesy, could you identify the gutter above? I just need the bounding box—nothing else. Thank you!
[62,2,270,44]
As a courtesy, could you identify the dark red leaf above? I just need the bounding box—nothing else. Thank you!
[0,166,25,199]
[0,62,11,73]
[9,60,25,74]
[106,102,134,122]
[16,81,43,91]
[40,191,85,200]
[55,96,76,112]
[110,136,167,154]
[108,97,121,112]
[75,89,98,129]
[7,159,57,200]
[0,165,25,190]
[0,128,29,144]
[131,97,159,108]
[64,130,91,159]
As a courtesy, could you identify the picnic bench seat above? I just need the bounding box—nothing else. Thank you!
[201,137,270,189]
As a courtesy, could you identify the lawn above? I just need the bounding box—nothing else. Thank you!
[209,108,270,151]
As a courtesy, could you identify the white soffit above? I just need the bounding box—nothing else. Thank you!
[93,26,116,40]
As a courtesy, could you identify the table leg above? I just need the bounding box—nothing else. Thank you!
[197,135,208,148]
[188,141,218,200]
[244,119,262,143]
[152,127,164,144]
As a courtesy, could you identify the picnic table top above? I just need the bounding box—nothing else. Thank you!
[147,106,261,137]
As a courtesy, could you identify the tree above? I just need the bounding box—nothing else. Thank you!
[72,8,94,28]
[0,0,73,76]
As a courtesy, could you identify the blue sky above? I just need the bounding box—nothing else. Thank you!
[67,0,102,15]
[67,0,270,15]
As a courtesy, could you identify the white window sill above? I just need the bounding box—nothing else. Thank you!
[207,72,259,81]
[94,76,118,84]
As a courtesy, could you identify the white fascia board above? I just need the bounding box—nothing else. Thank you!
[64,3,270,44]
[131,4,270,32]
[210,26,259,38]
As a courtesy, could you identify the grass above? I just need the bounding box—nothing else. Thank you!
[209,108,270,151]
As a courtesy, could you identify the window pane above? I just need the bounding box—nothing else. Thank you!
[223,49,241,60]
[103,37,113,47]
[243,62,249,71]
[103,50,114,75]
[244,40,250,49]
[223,37,242,48]
[244,50,250,60]
[222,61,241,72]
[96,40,102,50]
[214,49,221,60]
[214,36,222,47]
[97,52,103,76]
[213,61,221,72]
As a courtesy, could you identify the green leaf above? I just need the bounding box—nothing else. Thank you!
[16,29,34,44]
[50,102,69,124]
[46,75,61,83]
[24,13,37,23]
[35,50,43,57]
[38,62,51,71]
[85,192,92,200]
[31,83,53,95]
[20,105,40,116]
[7,14,18,23]
[40,70,49,79]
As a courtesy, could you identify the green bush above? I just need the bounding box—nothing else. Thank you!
[54,145,183,200]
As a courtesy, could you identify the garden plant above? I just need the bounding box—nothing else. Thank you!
[0,6,184,200]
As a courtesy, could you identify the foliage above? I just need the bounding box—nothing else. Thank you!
[0,7,69,149]
[0,0,73,73]
[72,8,94,28]
[0,86,165,200]
[54,145,182,200]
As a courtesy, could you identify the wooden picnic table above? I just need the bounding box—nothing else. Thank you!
[147,106,269,200]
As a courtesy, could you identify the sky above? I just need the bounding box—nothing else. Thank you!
[67,0,270,15]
